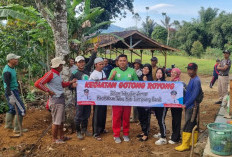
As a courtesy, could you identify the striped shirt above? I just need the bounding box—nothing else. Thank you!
[34,69,70,97]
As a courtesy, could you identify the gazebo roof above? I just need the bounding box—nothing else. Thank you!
[89,30,179,51]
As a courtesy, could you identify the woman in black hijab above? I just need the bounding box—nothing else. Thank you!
[137,64,153,141]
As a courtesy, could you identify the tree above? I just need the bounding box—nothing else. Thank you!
[90,0,134,29]
[35,0,69,58]
[191,41,204,58]
[67,0,111,55]
[199,7,219,25]
[132,13,141,29]
[210,13,232,49]
[151,25,167,44]
[161,13,172,45]
[142,16,156,38]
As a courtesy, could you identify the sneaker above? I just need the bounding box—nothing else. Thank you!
[54,139,65,144]
[123,136,130,142]
[77,132,84,140]
[155,138,167,145]
[215,101,222,104]
[168,140,176,144]
[114,137,122,144]
[153,133,161,139]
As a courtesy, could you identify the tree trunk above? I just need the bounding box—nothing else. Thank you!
[51,1,69,58]
[35,0,75,132]
[35,0,69,58]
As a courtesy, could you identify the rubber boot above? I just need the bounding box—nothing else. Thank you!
[189,131,198,146]
[175,132,191,152]
[14,115,28,133]
[4,113,14,129]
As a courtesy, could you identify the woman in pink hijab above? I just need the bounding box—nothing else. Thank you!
[168,68,183,144]
[171,68,181,81]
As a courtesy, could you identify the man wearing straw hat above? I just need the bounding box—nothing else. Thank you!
[35,57,77,144]
[3,53,28,133]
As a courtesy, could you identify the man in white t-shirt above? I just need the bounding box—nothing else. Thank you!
[89,57,107,140]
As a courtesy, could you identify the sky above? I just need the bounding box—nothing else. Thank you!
[114,0,232,28]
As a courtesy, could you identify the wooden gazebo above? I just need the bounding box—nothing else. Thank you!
[88,30,179,67]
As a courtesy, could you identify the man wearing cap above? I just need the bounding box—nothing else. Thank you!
[215,50,231,104]
[130,59,143,123]
[109,54,139,143]
[151,57,158,80]
[69,43,98,140]
[3,53,28,133]
[133,59,143,78]
[175,63,202,151]
[89,57,107,141]
[103,58,113,79]
[35,57,77,144]
[209,59,220,88]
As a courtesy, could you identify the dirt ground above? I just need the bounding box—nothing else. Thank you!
[0,73,220,157]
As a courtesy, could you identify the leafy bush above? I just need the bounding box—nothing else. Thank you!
[0,69,9,114]
[191,41,204,58]
[204,47,222,59]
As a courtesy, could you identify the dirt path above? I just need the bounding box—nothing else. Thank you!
[0,73,220,157]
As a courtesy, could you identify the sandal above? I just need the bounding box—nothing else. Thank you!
[94,136,102,141]
[139,136,148,142]
[61,136,72,141]
[54,139,65,144]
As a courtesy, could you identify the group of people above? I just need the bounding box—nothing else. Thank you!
[3,48,230,152]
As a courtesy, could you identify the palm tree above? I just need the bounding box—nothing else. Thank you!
[132,13,141,30]
[161,13,172,45]
[142,16,156,38]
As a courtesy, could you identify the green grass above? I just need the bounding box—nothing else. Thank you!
[99,52,216,75]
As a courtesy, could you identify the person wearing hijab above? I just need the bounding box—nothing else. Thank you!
[137,64,153,141]
[153,68,168,145]
[168,68,183,144]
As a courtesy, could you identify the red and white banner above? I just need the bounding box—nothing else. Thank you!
[77,80,183,108]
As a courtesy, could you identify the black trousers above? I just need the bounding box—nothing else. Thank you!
[210,75,218,87]
[154,107,167,138]
[75,105,91,132]
[183,104,199,133]
[92,105,107,136]
[170,108,182,142]
[137,107,151,136]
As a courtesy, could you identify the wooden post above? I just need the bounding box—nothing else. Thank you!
[140,50,143,63]
[151,50,154,57]
[164,51,167,68]
[105,49,106,58]
[110,45,112,59]
[230,79,232,116]
[130,50,133,63]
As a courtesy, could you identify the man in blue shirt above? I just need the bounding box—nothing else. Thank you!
[175,63,202,152]
[103,58,113,79]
